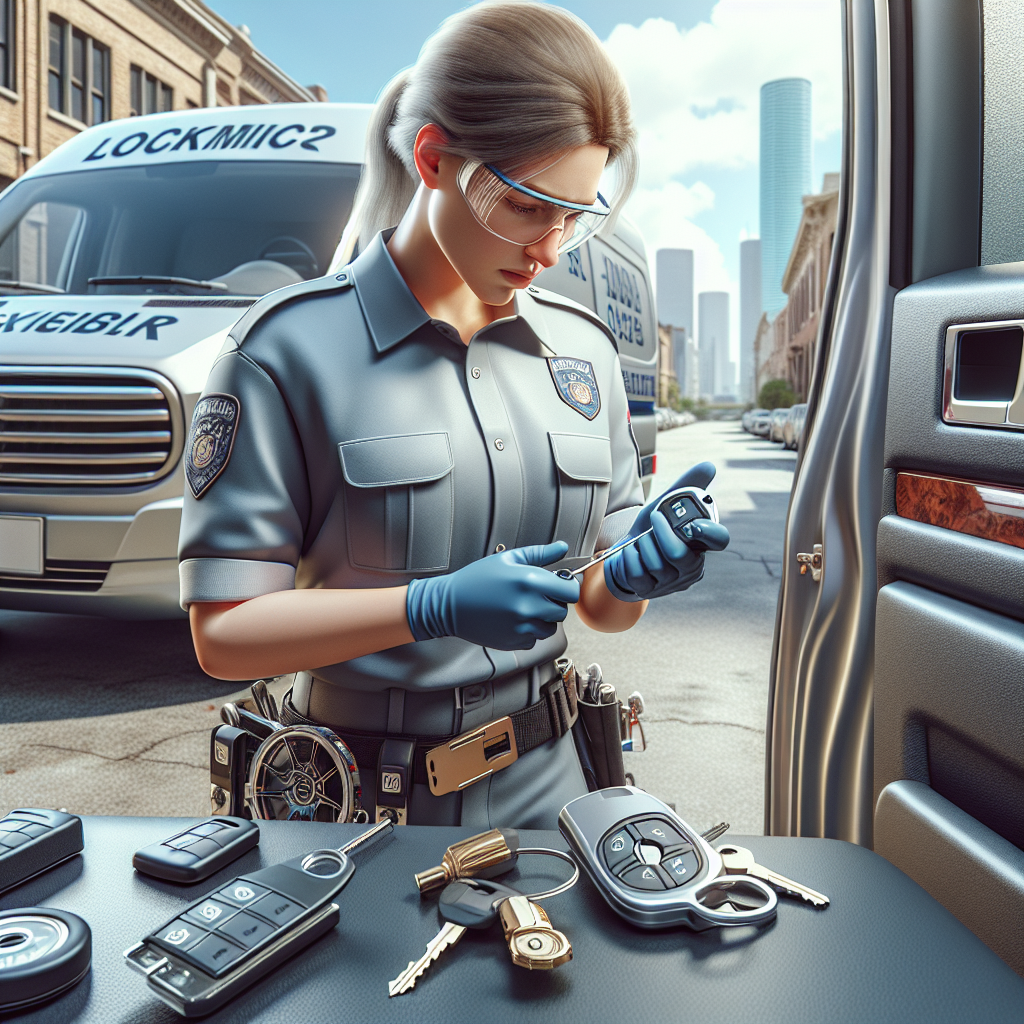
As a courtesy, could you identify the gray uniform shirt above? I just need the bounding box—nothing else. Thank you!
[178,231,644,827]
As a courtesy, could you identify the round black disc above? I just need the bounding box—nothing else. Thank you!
[0,908,91,1012]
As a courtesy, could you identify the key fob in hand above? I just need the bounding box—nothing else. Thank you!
[655,485,718,538]
[125,846,355,1016]
[133,817,259,884]
[0,808,83,896]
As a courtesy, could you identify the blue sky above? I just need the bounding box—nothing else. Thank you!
[206,1,842,355]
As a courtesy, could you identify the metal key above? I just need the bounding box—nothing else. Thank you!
[388,878,522,996]
[716,844,829,907]
[498,895,572,969]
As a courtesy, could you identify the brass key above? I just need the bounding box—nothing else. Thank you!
[498,895,572,969]
[716,844,829,907]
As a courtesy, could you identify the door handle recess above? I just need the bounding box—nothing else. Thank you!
[942,321,1024,428]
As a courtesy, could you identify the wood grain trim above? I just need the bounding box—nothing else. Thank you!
[895,472,1024,550]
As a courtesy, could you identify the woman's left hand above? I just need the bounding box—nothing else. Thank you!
[603,508,731,602]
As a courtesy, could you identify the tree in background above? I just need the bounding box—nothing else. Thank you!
[759,378,797,409]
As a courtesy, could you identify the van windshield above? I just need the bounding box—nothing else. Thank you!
[0,160,361,296]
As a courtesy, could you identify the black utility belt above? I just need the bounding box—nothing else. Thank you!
[207,675,579,826]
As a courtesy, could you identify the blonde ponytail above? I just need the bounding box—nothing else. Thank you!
[346,1,637,251]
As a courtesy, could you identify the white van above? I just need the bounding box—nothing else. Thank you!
[0,103,657,617]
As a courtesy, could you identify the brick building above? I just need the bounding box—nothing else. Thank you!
[754,173,839,400]
[0,0,317,189]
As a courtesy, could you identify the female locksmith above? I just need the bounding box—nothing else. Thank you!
[178,0,729,828]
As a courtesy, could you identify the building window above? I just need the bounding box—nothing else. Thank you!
[130,65,173,116]
[48,16,108,125]
[0,0,14,92]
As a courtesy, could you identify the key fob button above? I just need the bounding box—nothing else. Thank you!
[185,898,235,928]
[217,881,270,907]
[18,823,50,838]
[619,863,666,891]
[191,822,227,837]
[157,919,206,952]
[217,911,275,948]
[187,933,244,975]
[631,818,689,849]
[249,893,304,927]
[0,831,30,849]
[182,838,222,860]
[165,834,198,850]
[661,851,699,886]
[602,829,636,872]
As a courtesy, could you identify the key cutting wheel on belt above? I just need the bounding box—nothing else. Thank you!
[247,725,365,823]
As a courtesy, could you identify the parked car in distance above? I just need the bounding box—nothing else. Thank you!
[783,403,808,450]
[654,406,696,431]
[769,407,790,443]
[750,409,772,436]
[743,407,768,433]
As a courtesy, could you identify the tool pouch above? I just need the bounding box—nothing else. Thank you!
[557,659,626,791]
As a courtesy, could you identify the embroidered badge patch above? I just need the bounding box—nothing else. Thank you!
[185,393,240,498]
[548,357,601,420]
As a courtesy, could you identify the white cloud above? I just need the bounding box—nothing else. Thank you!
[605,1,843,187]
[605,0,842,360]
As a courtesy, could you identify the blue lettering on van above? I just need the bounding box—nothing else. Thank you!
[301,125,336,151]
[203,125,257,150]
[73,313,121,334]
[80,123,336,162]
[269,125,304,149]
[620,369,655,398]
[126,315,177,340]
[145,128,182,154]
[105,313,137,335]
[567,248,587,282]
[112,133,148,157]
[35,312,77,332]
[171,126,217,152]
[4,311,42,331]
[600,254,646,348]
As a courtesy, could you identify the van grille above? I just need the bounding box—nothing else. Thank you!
[0,559,110,591]
[0,366,182,485]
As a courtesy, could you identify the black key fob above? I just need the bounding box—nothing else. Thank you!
[0,809,83,896]
[133,817,259,884]
[126,847,355,1016]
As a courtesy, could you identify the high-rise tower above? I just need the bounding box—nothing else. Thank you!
[656,248,695,399]
[698,291,729,398]
[760,78,812,320]
[740,239,762,403]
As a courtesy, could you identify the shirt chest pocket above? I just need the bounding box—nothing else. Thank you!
[549,432,612,558]
[339,432,454,573]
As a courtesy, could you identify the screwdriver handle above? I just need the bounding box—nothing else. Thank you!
[415,828,519,895]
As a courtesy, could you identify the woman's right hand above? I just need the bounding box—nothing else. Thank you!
[406,541,580,650]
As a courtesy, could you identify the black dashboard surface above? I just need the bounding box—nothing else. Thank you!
[3,817,1023,1023]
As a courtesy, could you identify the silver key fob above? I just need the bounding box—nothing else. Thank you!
[125,849,355,1016]
[558,787,776,930]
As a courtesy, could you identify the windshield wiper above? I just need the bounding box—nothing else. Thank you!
[87,275,228,292]
[0,280,65,294]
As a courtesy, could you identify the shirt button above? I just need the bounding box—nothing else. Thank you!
[471,367,481,379]
[495,544,506,552]
[494,438,504,451]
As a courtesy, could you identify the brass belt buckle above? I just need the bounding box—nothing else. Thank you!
[425,717,519,796]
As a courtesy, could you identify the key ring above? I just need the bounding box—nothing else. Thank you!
[513,848,579,900]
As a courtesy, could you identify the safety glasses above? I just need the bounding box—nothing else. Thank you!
[456,159,610,254]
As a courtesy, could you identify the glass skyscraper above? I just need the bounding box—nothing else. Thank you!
[760,78,812,319]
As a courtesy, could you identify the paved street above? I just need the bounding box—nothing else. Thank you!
[0,420,795,827]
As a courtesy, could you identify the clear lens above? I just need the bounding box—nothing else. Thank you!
[457,161,607,253]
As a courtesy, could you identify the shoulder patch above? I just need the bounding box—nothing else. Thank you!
[548,356,601,420]
[525,285,619,351]
[185,393,240,498]
[228,271,355,348]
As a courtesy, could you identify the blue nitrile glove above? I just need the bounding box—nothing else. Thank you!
[604,462,731,602]
[407,541,580,651]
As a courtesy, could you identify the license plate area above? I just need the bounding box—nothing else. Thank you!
[0,516,43,575]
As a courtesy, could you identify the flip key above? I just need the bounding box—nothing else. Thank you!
[125,819,392,1017]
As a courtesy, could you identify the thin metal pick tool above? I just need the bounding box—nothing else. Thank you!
[557,527,656,579]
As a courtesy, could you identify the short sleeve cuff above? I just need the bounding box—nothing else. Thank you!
[179,557,296,610]
[597,505,642,551]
